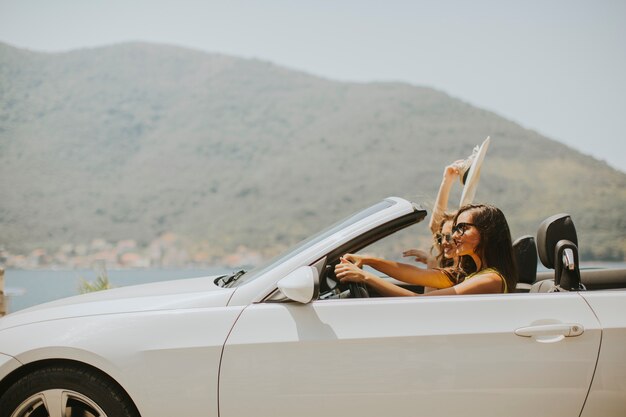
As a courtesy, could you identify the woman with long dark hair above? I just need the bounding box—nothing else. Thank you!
[450,204,517,293]
[335,204,517,296]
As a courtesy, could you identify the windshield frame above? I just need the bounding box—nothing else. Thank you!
[228,200,396,287]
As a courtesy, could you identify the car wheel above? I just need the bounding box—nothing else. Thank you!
[0,365,138,417]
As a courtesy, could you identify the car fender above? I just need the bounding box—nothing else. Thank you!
[0,305,245,417]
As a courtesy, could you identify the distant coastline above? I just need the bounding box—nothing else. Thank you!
[0,233,265,270]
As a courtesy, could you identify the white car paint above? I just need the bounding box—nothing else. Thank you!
[0,276,239,416]
[1,275,235,329]
[0,197,625,417]
[0,354,20,383]
[579,292,626,417]
[220,293,601,417]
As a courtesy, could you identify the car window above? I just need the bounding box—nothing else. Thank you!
[229,200,395,287]
[319,219,431,299]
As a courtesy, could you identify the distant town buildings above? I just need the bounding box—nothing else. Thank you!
[0,233,266,270]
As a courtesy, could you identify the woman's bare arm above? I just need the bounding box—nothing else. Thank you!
[423,272,503,295]
[341,254,454,289]
[429,161,461,234]
[335,259,505,297]
[334,259,418,296]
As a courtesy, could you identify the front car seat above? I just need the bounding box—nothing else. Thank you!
[530,213,582,292]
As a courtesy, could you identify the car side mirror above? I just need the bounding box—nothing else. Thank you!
[276,266,319,304]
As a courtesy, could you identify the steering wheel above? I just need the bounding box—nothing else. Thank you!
[348,282,370,298]
[326,263,370,298]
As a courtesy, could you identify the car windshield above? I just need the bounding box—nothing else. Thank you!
[226,200,396,287]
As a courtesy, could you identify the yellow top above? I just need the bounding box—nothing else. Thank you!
[466,267,508,293]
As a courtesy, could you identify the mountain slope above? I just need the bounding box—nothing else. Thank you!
[1,42,624,261]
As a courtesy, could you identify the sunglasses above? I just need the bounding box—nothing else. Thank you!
[452,222,476,236]
[435,232,454,245]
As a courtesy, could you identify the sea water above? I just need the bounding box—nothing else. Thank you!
[3,267,232,313]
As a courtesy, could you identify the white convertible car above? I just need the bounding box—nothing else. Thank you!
[0,197,624,417]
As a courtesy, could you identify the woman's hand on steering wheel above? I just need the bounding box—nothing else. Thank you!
[334,257,370,298]
[340,253,364,268]
[335,257,367,283]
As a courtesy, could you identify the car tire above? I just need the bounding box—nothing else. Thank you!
[0,364,138,417]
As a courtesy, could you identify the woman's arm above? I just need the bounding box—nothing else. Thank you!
[423,271,504,295]
[340,254,454,289]
[429,161,462,234]
[335,260,504,297]
[334,259,418,296]
[401,248,438,268]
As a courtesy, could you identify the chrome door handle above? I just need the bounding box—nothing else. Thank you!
[515,323,584,338]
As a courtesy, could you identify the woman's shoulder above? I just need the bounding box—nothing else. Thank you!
[469,268,507,292]
[470,267,502,278]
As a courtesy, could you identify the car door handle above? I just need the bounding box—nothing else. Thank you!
[515,323,584,341]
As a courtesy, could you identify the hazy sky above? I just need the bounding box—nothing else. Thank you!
[1,0,625,172]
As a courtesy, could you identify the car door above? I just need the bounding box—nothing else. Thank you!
[219,292,601,417]
[578,291,626,417]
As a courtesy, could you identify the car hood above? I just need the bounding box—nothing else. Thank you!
[0,275,236,331]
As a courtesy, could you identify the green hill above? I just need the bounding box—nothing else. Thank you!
[1,42,624,262]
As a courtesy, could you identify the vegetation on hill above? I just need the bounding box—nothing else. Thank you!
[1,42,624,262]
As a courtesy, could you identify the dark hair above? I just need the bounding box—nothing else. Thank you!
[453,204,518,291]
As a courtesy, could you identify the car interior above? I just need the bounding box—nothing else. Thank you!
[524,213,626,293]
[315,211,626,300]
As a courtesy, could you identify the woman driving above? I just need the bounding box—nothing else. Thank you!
[335,204,517,296]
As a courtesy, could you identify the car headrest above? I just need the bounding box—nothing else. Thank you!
[536,213,578,269]
[513,235,537,284]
